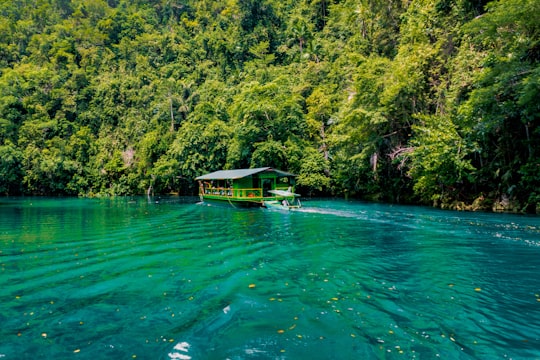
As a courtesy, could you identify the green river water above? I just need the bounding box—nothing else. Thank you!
[1,197,539,359]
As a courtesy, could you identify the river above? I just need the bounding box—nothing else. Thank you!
[1,197,539,359]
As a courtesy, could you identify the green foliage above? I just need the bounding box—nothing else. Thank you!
[0,140,23,195]
[408,115,476,203]
[0,0,537,212]
[226,75,305,168]
[250,140,288,169]
[296,148,330,195]
[167,119,231,192]
[454,0,540,208]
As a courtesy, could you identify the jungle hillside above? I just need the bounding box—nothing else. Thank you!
[0,0,539,212]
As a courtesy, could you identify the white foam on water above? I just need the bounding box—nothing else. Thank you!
[173,342,190,352]
[168,353,191,360]
[169,342,191,360]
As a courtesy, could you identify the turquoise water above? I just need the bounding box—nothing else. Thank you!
[1,197,540,359]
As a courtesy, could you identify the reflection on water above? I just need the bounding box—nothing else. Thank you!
[1,197,539,359]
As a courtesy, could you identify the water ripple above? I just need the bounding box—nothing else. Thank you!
[1,198,540,359]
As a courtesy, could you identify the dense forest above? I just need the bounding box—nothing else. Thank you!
[0,0,538,212]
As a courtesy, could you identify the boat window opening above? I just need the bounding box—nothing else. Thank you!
[262,179,273,197]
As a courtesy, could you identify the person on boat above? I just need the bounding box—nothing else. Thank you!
[198,181,204,194]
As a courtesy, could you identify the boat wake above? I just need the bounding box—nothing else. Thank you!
[294,206,412,227]
[294,207,365,219]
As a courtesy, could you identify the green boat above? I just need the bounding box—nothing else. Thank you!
[196,167,302,209]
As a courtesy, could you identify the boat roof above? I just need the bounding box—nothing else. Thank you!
[196,167,295,180]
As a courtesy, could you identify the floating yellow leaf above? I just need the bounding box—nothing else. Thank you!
[248,284,256,288]
[73,349,80,353]
[41,333,47,338]
[277,329,285,334]
[331,297,339,301]
[474,288,482,292]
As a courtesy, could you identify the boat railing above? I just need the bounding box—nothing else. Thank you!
[200,186,263,199]
[235,188,262,199]
[199,185,295,201]
[202,186,234,196]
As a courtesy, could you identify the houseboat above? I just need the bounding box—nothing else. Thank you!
[196,167,301,209]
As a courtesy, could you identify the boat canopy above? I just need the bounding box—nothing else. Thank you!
[196,167,295,180]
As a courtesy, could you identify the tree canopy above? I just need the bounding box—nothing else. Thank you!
[0,0,538,213]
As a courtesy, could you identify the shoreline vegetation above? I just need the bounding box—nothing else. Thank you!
[0,0,538,214]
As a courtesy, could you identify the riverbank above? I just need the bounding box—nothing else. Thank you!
[433,194,540,214]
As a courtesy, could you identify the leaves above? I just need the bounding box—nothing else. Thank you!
[0,0,537,211]
[409,114,476,203]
